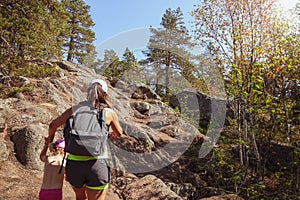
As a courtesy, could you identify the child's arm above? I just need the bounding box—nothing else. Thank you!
[40,137,48,162]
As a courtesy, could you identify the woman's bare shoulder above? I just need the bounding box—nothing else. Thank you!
[104,108,115,124]
[104,107,114,113]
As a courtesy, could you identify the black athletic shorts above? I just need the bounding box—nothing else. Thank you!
[66,159,110,189]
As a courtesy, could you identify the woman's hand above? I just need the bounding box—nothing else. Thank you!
[109,131,120,140]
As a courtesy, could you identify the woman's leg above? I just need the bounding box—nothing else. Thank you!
[85,159,110,200]
[86,188,107,200]
[72,186,87,200]
[66,160,87,199]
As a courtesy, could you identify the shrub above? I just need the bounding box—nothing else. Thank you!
[10,64,61,79]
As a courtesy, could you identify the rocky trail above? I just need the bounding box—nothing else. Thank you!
[0,60,242,200]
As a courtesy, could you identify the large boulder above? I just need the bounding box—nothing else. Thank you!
[123,174,183,200]
[169,90,232,129]
[200,194,244,200]
[11,125,46,170]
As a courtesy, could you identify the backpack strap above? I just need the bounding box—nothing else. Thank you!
[97,108,106,129]
[58,151,67,174]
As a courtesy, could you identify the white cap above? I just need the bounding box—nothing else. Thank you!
[89,79,108,93]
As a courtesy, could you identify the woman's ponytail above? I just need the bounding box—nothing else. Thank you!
[87,83,111,109]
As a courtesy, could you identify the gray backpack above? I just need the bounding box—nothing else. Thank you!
[63,104,109,156]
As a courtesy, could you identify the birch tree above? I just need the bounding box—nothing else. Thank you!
[192,0,297,178]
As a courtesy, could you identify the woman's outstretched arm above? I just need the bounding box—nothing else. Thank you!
[48,107,73,143]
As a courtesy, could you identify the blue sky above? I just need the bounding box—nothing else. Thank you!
[83,0,198,46]
[82,0,298,60]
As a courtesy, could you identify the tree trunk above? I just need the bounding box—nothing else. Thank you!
[249,112,261,177]
[238,100,244,166]
[165,51,171,95]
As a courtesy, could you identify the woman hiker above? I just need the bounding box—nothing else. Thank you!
[47,79,123,200]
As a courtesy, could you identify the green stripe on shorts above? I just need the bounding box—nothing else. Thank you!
[86,183,109,190]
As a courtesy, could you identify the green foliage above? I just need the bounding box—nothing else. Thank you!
[0,0,68,65]
[173,106,180,114]
[192,3,300,196]
[62,0,95,64]
[100,49,119,77]
[143,7,198,97]
[0,83,35,99]
[11,64,61,78]
[0,0,96,66]
[184,130,300,199]
[10,84,34,94]
[83,47,101,69]
[103,48,140,83]
[245,181,266,199]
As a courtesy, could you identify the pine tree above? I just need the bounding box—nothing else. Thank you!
[83,46,100,69]
[102,49,120,80]
[0,0,67,66]
[144,7,195,96]
[62,0,95,64]
[119,47,139,82]
[46,0,69,59]
[122,47,139,71]
[102,48,139,83]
